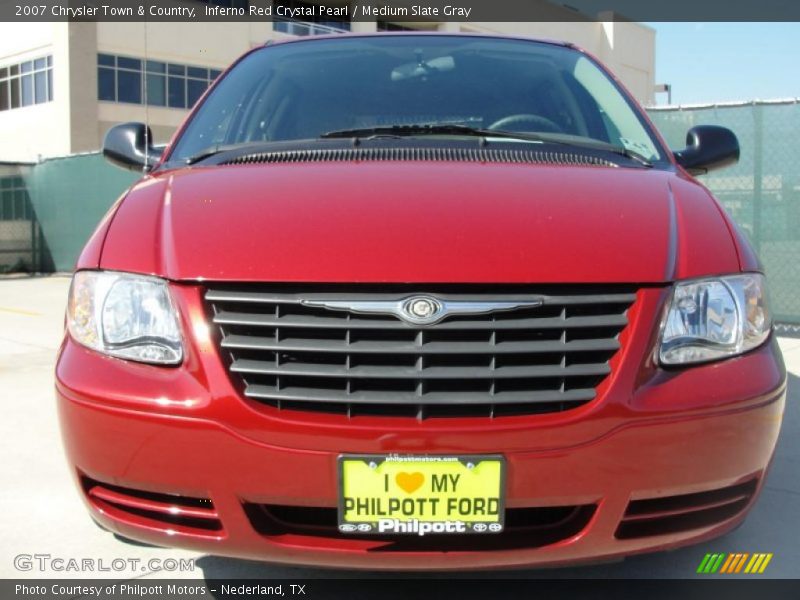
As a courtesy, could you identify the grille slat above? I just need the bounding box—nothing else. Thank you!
[206,285,635,419]
[206,290,636,306]
[214,311,628,331]
[231,359,610,380]
[245,385,597,406]
[221,335,621,355]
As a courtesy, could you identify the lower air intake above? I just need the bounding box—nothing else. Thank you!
[243,503,597,552]
[615,479,758,539]
[81,475,223,537]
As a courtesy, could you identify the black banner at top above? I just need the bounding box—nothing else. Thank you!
[3,0,800,22]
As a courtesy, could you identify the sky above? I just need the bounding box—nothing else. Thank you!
[647,23,800,106]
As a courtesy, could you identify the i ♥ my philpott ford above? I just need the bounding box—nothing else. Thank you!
[57,34,786,570]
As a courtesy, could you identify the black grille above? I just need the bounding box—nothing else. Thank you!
[221,147,619,168]
[615,479,758,539]
[205,285,636,419]
[243,503,597,552]
[81,475,222,535]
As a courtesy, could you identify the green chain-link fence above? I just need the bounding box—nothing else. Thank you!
[649,100,800,325]
[0,166,45,274]
[22,153,138,272]
[0,154,137,274]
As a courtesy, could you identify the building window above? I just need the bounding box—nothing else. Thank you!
[0,55,53,112]
[167,63,186,108]
[145,60,166,106]
[117,56,143,104]
[0,177,31,221]
[97,53,222,109]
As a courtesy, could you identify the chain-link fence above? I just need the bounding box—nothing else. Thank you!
[23,153,138,272]
[0,155,140,274]
[648,100,800,325]
[0,168,46,273]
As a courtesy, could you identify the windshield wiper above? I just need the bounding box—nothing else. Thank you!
[320,123,550,143]
[605,146,653,168]
[321,124,653,167]
[183,127,548,165]
[184,141,269,165]
[184,126,654,168]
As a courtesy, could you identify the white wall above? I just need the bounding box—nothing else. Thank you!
[0,23,70,162]
[600,19,656,105]
[96,22,258,67]
[459,20,655,104]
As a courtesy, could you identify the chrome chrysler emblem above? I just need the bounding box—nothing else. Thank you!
[402,296,442,324]
[301,295,543,325]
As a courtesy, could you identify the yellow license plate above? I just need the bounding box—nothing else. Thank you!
[338,455,505,535]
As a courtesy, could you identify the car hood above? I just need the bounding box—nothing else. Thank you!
[100,162,740,283]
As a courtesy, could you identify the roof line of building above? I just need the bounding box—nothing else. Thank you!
[263,31,575,49]
[648,98,800,111]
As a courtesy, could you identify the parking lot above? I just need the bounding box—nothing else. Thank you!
[1,275,798,581]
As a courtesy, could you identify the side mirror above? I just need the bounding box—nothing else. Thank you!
[102,122,163,172]
[674,125,739,176]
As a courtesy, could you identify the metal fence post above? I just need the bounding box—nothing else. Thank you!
[30,213,37,273]
[752,102,764,256]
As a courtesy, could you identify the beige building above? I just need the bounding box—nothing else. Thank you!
[0,1,656,163]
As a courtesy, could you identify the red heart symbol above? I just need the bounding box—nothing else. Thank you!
[396,472,424,494]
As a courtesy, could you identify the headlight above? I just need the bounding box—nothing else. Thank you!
[659,273,771,365]
[67,271,183,365]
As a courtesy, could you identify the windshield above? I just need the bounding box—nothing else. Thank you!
[168,35,665,164]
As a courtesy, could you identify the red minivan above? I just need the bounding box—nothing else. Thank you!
[57,34,786,570]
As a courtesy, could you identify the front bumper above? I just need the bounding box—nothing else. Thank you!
[56,285,787,570]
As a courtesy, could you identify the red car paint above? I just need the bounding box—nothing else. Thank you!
[98,164,743,283]
[57,34,785,570]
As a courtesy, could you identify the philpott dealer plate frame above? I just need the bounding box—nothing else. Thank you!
[337,454,506,535]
